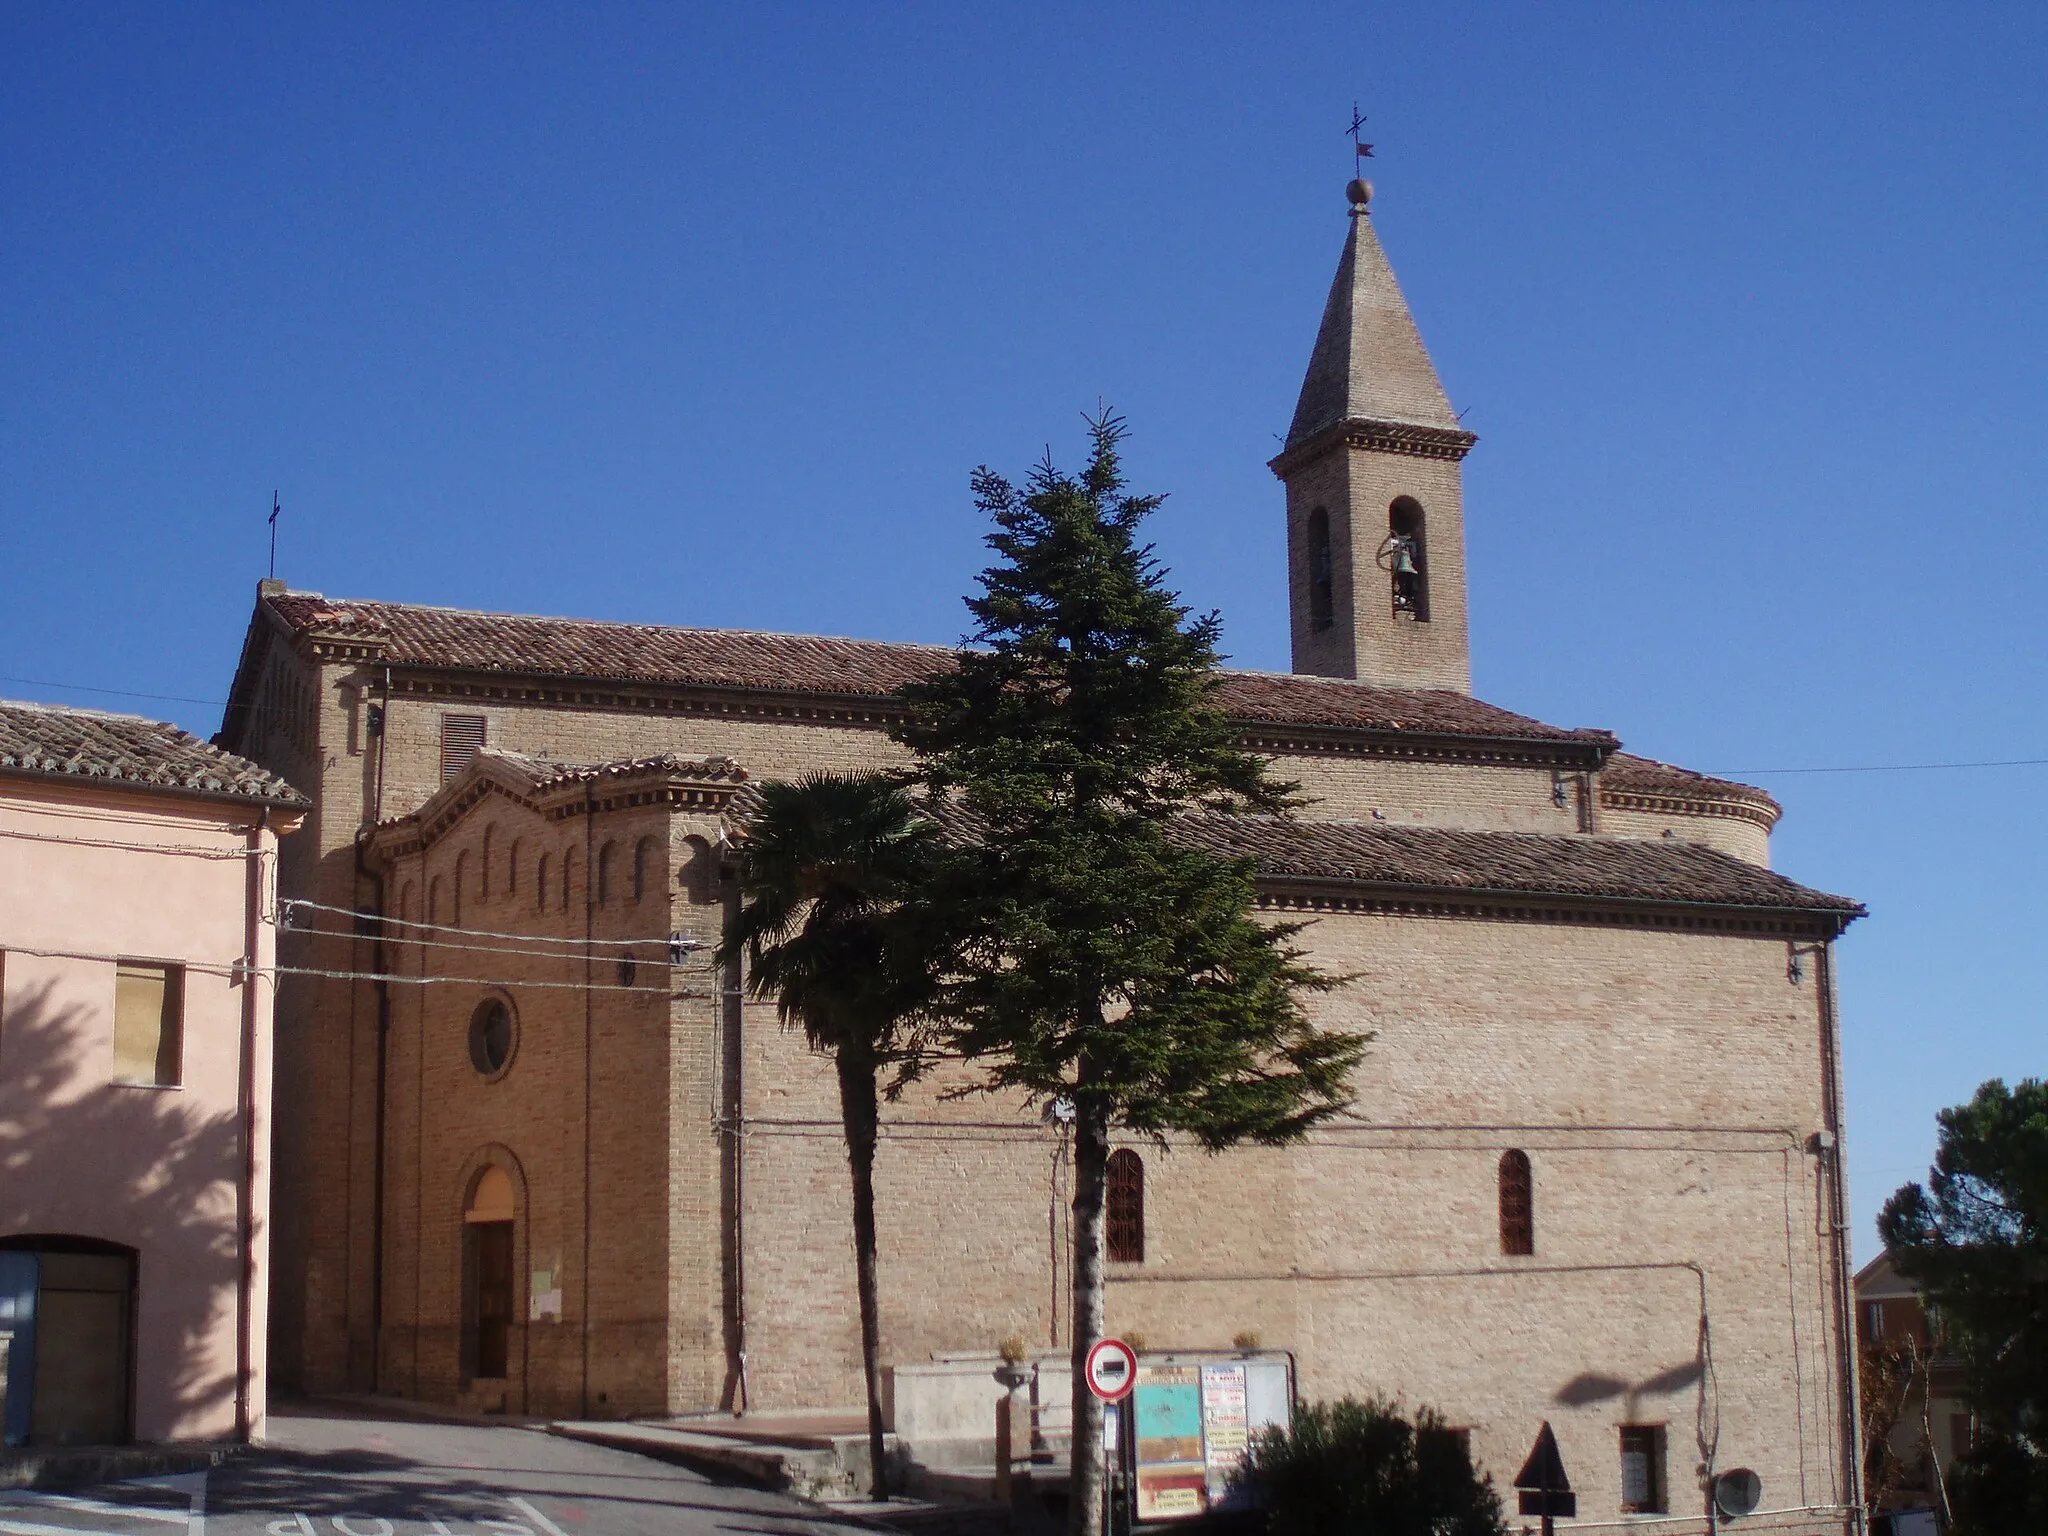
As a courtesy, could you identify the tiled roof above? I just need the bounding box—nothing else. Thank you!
[1601,752,1779,818]
[0,698,308,807]
[520,752,749,794]
[1602,752,1766,800]
[1172,814,1860,917]
[264,591,1612,748]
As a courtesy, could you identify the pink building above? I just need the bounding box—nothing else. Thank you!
[0,701,304,1447]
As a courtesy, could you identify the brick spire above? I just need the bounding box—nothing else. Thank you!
[1284,180,1462,451]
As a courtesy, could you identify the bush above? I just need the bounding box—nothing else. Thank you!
[1947,1433,2048,1535]
[1240,1395,1508,1536]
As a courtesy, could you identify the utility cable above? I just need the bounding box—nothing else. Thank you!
[274,914,700,968]
[278,895,665,953]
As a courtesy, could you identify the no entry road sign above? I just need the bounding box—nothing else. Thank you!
[1085,1338,1138,1401]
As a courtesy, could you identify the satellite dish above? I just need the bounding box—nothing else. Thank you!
[1715,1468,1762,1518]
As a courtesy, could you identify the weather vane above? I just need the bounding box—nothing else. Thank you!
[1349,102,1374,178]
[268,491,281,579]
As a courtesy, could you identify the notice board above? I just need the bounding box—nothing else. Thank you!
[1127,1353,1292,1522]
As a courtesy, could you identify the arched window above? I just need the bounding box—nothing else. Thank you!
[507,838,520,897]
[597,841,616,906]
[1499,1149,1534,1256]
[452,853,468,928]
[1386,497,1430,621]
[479,827,494,908]
[633,837,660,903]
[562,848,576,912]
[535,854,550,913]
[1107,1148,1145,1263]
[1307,507,1335,633]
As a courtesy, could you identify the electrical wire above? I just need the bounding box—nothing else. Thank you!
[0,938,710,997]
[1716,756,2048,776]
[0,825,257,860]
[271,960,708,997]
[278,895,666,953]
[276,914,694,967]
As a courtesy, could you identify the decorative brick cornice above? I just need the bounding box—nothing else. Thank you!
[1599,785,1781,832]
[1258,880,1854,940]
[364,750,750,860]
[1238,725,1610,773]
[1268,417,1479,479]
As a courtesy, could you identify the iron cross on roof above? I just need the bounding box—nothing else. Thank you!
[1349,103,1374,175]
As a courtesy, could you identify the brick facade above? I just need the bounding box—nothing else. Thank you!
[215,183,1861,1531]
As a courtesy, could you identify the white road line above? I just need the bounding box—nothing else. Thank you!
[0,1497,186,1525]
[0,1518,141,1536]
[505,1498,570,1536]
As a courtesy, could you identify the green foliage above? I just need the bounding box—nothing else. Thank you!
[717,770,950,1501]
[1947,1432,2048,1533]
[1241,1396,1508,1536]
[895,410,1366,1141]
[717,771,944,1075]
[1878,1077,2048,1530]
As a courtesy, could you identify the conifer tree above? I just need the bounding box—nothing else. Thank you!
[897,412,1366,1534]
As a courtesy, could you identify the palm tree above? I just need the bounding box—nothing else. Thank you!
[719,771,944,1502]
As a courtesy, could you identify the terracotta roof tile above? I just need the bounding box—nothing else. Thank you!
[265,591,1612,748]
[0,698,308,806]
[1172,814,1860,916]
[1601,752,1778,817]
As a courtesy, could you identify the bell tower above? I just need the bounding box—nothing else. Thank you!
[1270,177,1477,691]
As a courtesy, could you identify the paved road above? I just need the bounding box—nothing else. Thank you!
[0,1406,889,1536]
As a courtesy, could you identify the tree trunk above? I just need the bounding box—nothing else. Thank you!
[836,1046,890,1501]
[1068,1091,1111,1536]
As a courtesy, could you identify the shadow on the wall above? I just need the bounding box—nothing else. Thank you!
[0,976,247,1438]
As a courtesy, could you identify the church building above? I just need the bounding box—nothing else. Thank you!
[219,176,1864,1532]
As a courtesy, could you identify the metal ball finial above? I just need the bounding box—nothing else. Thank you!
[1347,177,1374,209]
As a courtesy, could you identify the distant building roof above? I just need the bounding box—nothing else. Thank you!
[258,589,1617,752]
[0,698,308,808]
[1173,814,1861,923]
[1600,751,1783,827]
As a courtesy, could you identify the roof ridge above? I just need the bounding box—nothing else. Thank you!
[275,589,964,654]
[0,695,207,731]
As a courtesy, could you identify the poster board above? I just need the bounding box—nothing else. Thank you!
[1126,1353,1292,1523]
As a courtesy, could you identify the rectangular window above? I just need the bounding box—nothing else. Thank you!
[113,962,182,1086]
[1619,1425,1666,1514]
[440,714,487,782]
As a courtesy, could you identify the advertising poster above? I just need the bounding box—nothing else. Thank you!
[1200,1363,1251,1507]
[1126,1354,1293,1524]
[1133,1366,1206,1520]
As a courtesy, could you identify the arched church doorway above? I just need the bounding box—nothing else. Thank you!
[0,1237,135,1446]
[461,1168,516,1386]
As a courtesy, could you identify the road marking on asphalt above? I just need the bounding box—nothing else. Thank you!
[505,1500,568,1536]
[0,1500,185,1526]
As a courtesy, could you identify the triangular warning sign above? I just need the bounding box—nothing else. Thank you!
[1514,1421,1572,1493]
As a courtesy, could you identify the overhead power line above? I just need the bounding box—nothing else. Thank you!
[1718,757,2048,777]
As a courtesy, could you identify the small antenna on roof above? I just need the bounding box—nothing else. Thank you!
[268,491,280,579]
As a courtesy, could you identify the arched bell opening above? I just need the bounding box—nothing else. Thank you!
[1383,497,1431,621]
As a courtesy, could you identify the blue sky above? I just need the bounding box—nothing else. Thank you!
[3,4,2043,1262]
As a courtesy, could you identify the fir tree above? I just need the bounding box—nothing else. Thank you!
[897,411,1367,1534]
